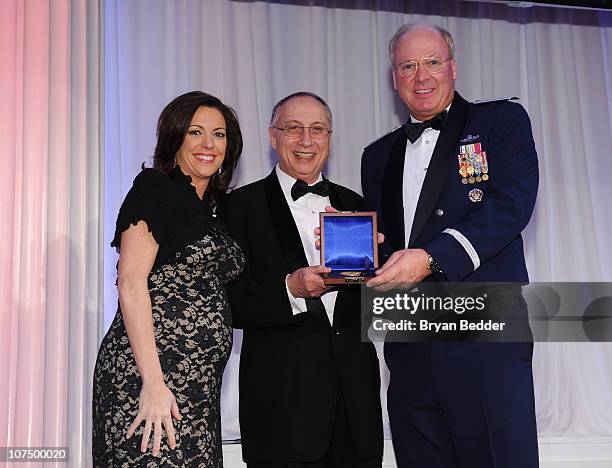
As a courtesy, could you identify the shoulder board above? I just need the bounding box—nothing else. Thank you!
[472,96,519,104]
[364,125,402,149]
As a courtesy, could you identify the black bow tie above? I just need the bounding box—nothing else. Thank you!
[404,110,448,144]
[291,178,330,201]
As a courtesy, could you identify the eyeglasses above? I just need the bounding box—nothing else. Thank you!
[394,56,453,78]
[271,125,332,138]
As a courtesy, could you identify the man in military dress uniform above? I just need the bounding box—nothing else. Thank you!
[362,22,539,468]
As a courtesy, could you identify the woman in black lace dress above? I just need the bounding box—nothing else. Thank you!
[93,92,244,467]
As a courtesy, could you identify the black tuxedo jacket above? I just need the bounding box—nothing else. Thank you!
[219,171,383,463]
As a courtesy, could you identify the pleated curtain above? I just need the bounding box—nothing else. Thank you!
[0,0,101,465]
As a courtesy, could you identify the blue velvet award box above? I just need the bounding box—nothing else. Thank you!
[319,212,378,285]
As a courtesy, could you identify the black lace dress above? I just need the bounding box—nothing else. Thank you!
[93,167,244,467]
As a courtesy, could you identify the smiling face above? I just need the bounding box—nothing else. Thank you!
[269,95,331,184]
[392,27,456,121]
[175,106,227,198]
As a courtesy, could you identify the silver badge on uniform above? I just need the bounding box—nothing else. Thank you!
[460,134,479,143]
[468,188,484,203]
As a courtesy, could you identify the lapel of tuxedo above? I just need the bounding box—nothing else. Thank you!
[263,170,330,326]
[328,182,348,211]
[263,170,308,272]
[382,131,408,251]
[408,92,470,247]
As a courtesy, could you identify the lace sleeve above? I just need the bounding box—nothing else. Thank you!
[110,169,169,251]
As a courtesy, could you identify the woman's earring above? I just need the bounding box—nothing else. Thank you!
[217,166,222,175]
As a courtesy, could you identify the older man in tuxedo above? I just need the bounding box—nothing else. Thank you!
[362,23,539,468]
[220,92,383,468]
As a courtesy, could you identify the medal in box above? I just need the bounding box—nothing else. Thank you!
[319,212,378,285]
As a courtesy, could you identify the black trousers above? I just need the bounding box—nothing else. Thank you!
[247,387,381,468]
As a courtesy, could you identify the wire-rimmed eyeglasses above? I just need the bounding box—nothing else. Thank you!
[271,125,332,138]
[394,56,453,78]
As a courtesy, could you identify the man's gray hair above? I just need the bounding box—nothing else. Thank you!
[388,22,455,65]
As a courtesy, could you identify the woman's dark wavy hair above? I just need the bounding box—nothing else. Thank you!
[153,91,243,207]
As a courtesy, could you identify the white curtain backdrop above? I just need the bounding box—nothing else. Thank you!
[102,0,612,442]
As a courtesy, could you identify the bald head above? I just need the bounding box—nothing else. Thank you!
[270,92,332,127]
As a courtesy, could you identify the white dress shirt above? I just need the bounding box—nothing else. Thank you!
[276,166,338,325]
[402,106,450,245]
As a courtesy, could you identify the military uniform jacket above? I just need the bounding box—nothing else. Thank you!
[361,92,538,282]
